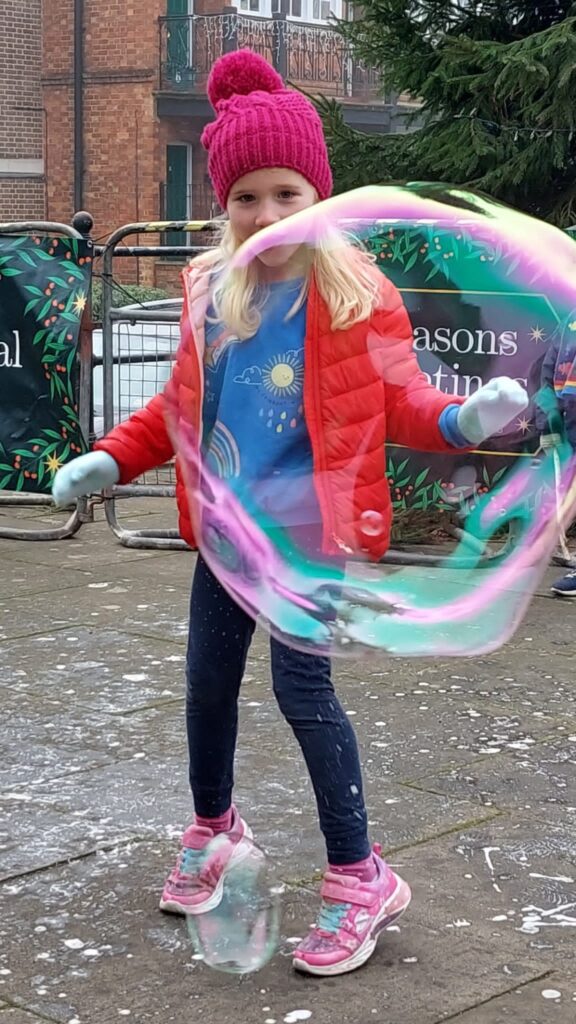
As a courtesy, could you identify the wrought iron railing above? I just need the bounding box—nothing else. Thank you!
[159,12,382,102]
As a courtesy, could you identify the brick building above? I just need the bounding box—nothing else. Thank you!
[41,0,417,286]
[0,1,45,222]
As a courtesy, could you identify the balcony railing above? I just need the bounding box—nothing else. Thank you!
[159,12,382,103]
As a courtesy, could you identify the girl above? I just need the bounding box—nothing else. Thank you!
[53,49,528,976]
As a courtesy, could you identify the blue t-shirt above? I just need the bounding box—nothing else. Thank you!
[202,279,320,525]
[201,278,469,528]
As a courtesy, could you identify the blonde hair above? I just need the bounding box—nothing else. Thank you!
[193,220,382,340]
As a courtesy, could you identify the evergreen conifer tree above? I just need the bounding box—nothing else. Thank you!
[320,1,576,223]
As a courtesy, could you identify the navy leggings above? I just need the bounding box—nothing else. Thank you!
[185,555,370,864]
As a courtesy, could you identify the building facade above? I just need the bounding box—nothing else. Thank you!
[0,0,45,222]
[41,0,416,286]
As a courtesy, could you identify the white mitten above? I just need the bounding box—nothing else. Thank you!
[457,377,529,445]
[52,451,120,506]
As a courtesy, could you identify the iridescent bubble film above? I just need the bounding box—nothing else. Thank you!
[185,835,282,974]
[165,184,576,657]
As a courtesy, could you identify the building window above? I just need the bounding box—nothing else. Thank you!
[271,0,303,15]
[237,0,340,20]
[238,0,264,11]
[311,0,333,20]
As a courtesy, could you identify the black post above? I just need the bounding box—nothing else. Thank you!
[272,12,287,80]
[72,210,93,239]
[72,211,94,448]
[222,6,238,53]
[73,0,85,212]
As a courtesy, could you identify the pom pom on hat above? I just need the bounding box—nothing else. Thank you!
[207,49,284,108]
[202,49,333,207]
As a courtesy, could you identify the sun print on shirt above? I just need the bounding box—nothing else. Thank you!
[227,348,305,434]
[255,349,305,434]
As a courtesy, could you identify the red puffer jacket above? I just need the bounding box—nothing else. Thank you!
[95,260,464,559]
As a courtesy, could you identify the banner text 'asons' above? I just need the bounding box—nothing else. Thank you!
[414,326,518,357]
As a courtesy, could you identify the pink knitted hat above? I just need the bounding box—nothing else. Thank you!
[201,49,333,208]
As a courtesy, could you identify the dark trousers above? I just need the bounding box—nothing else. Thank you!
[185,556,371,864]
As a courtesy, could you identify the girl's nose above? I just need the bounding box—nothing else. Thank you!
[254,204,281,229]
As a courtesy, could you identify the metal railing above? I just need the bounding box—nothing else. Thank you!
[159,11,382,101]
[98,219,218,549]
[95,219,525,568]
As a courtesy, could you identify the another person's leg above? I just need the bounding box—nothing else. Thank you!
[161,556,255,914]
[551,567,576,597]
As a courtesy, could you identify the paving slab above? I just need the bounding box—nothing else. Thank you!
[1,739,495,884]
[1,698,130,792]
[0,563,99,602]
[0,1009,49,1023]
[412,734,576,822]
[447,975,576,1023]
[0,528,172,570]
[5,640,560,783]
[0,837,548,1024]
[0,796,138,882]
[0,627,188,714]
[0,574,191,645]
[423,817,576,959]
[332,680,560,782]
[359,649,576,719]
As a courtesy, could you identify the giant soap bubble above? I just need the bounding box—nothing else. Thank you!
[165,184,576,657]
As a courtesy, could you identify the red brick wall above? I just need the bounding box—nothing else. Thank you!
[154,261,187,293]
[0,0,43,160]
[42,0,164,282]
[195,0,233,13]
[0,0,45,221]
[0,180,45,221]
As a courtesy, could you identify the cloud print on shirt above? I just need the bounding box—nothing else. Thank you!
[233,366,263,386]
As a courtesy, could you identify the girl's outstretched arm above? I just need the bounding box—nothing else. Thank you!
[94,391,175,483]
[368,280,466,452]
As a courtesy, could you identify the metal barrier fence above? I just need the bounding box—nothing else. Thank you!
[97,219,521,568]
[3,216,574,556]
[0,217,91,541]
[99,219,217,549]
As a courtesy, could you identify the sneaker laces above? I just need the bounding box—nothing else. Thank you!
[316,900,352,935]
[180,847,206,876]
[181,836,237,888]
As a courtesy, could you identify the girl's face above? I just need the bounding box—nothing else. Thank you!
[226,168,317,280]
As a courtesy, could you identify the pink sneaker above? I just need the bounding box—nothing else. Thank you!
[292,846,411,976]
[159,807,253,915]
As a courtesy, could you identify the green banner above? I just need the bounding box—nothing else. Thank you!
[0,234,92,494]
[366,226,558,514]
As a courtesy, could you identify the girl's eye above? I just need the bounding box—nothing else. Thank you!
[236,194,255,203]
[278,191,297,200]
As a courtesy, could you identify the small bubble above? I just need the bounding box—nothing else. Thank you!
[359,510,384,536]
